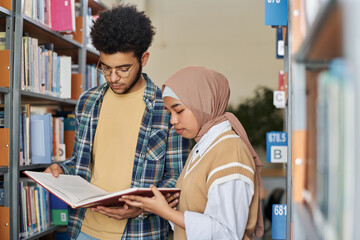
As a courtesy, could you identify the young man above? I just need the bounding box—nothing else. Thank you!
[45,4,189,240]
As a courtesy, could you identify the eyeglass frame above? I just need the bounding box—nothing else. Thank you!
[96,59,137,78]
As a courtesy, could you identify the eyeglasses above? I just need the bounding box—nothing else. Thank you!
[96,59,136,78]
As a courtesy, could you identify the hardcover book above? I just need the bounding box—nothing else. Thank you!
[51,0,75,32]
[24,171,181,209]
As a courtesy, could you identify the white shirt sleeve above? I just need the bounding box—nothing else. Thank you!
[184,179,254,240]
[168,220,174,231]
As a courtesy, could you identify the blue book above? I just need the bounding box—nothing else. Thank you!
[30,114,52,164]
[64,117,75,131]
[0,110,4,128]
[0,185,4,205]
[50,193,68,209]
[20,113,23,161]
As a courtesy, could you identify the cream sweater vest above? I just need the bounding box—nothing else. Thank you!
[174,130,259,240]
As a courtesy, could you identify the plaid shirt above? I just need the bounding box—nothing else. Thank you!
[60,74,190,239]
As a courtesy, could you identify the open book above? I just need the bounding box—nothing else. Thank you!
[24,171,180,209]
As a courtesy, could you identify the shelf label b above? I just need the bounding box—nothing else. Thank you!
[266,131,288,163]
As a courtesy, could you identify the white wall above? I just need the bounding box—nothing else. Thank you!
[100,0,284,105]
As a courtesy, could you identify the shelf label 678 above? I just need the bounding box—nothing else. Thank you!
[265,0,288,26]
[267,0,281,3]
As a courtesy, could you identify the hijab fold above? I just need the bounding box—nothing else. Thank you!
[163,66,264,238]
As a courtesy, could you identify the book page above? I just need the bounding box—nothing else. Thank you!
[24,171,108,204]
[76,187,181,208]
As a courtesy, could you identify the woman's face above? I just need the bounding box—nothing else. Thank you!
[163,96,200,139]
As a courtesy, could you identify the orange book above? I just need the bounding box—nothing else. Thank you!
[64,117,75,159]
[0,50,10,88]
[0,0,11,11]
[71,73,83,101]
[73,17,84,44]
[0,207,9,239]
[0,128,9,167]
[292,130,306,202]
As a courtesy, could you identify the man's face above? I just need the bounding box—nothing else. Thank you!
[99,51,148,94]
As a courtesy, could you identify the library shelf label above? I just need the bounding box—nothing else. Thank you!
[265,0,288,26]
[272,204,287,240]
[273,90,286,108]
[266,131,287,163]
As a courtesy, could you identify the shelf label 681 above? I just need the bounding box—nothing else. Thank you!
[272,204,287,239]
[267,0,281,3]
[273,204,287,216]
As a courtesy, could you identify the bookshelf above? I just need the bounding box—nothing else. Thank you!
[289,0,359,239]
[0,0,13,239]
[0,0,107,239]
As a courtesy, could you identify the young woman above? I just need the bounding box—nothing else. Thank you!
[122,66,264,239]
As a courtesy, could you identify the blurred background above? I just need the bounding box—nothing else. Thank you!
[96,2,287,239]
[100,0,283,105]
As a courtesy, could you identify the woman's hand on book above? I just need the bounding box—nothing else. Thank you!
[165,191,180,209]
[44,164,64,177]
[121,185,174,219]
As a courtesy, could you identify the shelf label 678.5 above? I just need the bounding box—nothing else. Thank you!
[267,132,287,143]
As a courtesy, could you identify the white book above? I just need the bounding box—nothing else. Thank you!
[24,171,181,209]
[59,56,72,99]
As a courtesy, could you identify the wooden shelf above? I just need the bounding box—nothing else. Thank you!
[88,0,107,15]
[19,161,66,172]
[0,166,8,174]
[23,16,82,50]
[21,90,77,105]
[87,47,99,56]
[0,6,10,16]
[87,48,100,64]
[20,164,52,171]
[0,87,9,94]
[295,1,343,62]
[22,225,65,240]
[261,168,286,178]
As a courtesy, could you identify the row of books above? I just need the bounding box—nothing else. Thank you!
[84,64,106,91]
[19,178,69,239]
[0,108,3,128]
[19,179,52,238]
[0,180,4,206]
[22,0,100,49]
[0,32,5,50]
[85,7,99,50]
[21,36,72,98]
[20,104,76,166]
[23,0,76,32]
[315,59,349,239]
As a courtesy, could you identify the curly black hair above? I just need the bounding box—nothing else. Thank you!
[90,4,156,59]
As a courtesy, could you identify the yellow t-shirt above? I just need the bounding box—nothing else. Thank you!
[81,85,146,239]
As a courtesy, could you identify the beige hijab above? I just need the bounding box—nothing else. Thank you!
[163,66,264,238]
